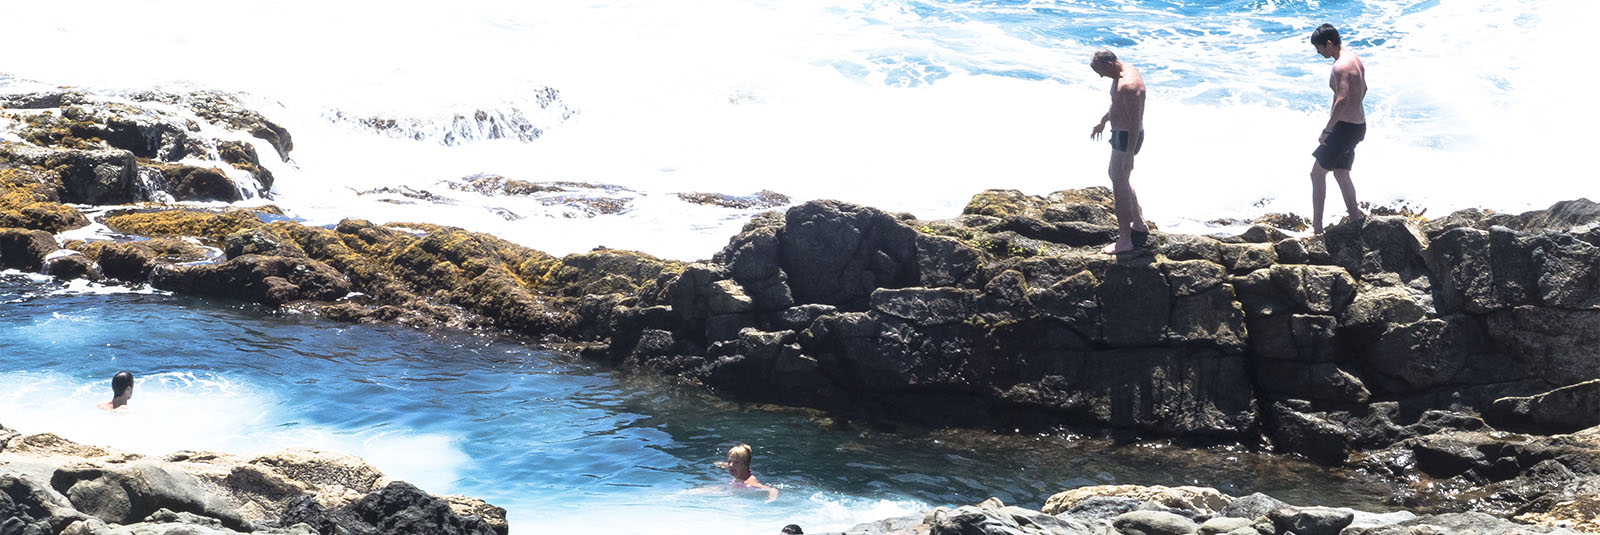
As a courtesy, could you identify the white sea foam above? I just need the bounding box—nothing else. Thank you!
[0,371,466,495]
[2,0,1594,260]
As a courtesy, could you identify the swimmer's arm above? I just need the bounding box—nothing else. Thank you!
[747,475,779,503]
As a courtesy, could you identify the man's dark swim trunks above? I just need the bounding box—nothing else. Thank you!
[1110,130,1144,155]
[1313,121,1365,170]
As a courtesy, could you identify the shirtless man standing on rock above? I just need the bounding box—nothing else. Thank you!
[1309,23,1368,234]
[1089,50,1149,254]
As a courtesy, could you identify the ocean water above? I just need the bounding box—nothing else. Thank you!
[1,0,1594,259]
[0,274,1392,533]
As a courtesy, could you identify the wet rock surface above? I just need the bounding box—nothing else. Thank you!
[0,426,504,535]
[2,89,280,205]
[815,483,1585,534]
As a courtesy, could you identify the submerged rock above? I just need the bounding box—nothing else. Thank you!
[677,189,791,209]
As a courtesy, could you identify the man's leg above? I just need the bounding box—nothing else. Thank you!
[1332,169,1362,223]
[1102,152,1137,254]
[1310,163,1328,234]
[1126,182,1149,233]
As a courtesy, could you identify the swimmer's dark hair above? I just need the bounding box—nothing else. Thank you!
[781,525,803,534]
[1310,24,1341,48]
[1091,50,1118,67]
[112,371,134,397]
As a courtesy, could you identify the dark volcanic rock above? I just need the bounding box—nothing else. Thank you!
[1486,380,1600,434]
[43,253,101,280]
[1,474,85,535]
[780,201,921,310]
[279,481,502,535]
[1269,505,1354,535]
[151,255,351,305]
[0,228,58,272]
[144,162,243,202]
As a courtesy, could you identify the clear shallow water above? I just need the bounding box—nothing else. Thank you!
[1,0,1594,259]
[0,275,1395,533]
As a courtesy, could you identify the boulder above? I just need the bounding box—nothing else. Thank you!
[277,481,501,535]
[927,499,1096,535]
[48,461,249,530]
[43,252,101,280]
[779,200,920,310]
[1043,485,1231,516]
[1340,512,1581,534]
[1487,380,1600,434]
[1268,505,1353,535]
[1485,307,1600,387]
[1220,492,1286,519]
[142,163,243,202]
[0,228,59,271]
[1112,510,1200,535]
[130,90,294,161]
[225,228,307,259]
[1197,517,1253,535]
[1,474,87,535]
[0,145,141,205]
[151,255,350,305]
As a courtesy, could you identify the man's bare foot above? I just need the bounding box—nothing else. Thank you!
[1101,241,1138,255]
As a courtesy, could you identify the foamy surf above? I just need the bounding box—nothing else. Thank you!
[3,0,1594,260]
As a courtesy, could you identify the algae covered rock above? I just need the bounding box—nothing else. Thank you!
[0,166,90,232]
[103,209,264,244]
[0,227,59,271]
[152,255,350,305]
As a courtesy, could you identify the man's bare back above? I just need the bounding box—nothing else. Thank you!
[1324,46,1366,129]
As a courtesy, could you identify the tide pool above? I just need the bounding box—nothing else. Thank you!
[0,274,1396,533]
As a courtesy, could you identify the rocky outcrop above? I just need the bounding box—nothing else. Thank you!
[7,105,1600,531]
[1,88,284,203]
[0,425,506,535]
[819,483,1580,535]
[0,164,90,232]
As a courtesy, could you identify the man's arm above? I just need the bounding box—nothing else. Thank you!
[1325,65,1354,132]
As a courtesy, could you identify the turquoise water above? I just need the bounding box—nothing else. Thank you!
[0,274,1394,533]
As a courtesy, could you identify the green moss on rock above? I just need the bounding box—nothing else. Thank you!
[0,166,88,232]
[103,209,263,244]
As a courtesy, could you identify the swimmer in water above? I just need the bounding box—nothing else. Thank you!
[96,371,134,411]
[715,443,778,502]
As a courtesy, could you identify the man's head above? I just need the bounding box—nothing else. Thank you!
[1311,24,1341,58]
[111,371,134,399]
[781,525,804,534]
[1091,50,1120,78]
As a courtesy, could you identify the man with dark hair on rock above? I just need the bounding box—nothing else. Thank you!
[1089,49,1150,254]
[1308,23,1368,234]
[97,371,134,410]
